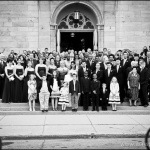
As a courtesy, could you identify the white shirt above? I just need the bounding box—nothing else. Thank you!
[40,81,49,93]
[83,67,86,72]
[73,80,76,91]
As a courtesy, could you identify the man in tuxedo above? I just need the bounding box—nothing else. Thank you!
[80,71,91,111]
[100,55,109,71]
[103,62,114,91]
[69,73,81,112]
[78,60,91,83]
[114,58,124,103]
[91,74,100,111]
[139,60,149,107]
[121,51,131,98]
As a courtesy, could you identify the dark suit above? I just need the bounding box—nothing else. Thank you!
[80,77,91,110]
[103,69,114,91]
[113,65,124,102]
[69,80,81,109]
[121,59,131,97]
[100,88,109,110]
[140,67,149,106]
[100,62,107,71]
[92,70,103,82]
[78,67,91,82]
[91,80,100,111]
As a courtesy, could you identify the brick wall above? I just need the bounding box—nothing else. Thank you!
[0,1,150,54]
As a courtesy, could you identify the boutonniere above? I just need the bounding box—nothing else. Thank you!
[86,68,88,70]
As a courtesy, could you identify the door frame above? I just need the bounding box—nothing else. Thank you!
[58,29,95,52]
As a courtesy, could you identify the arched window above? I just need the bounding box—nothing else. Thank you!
[58,12,94,29]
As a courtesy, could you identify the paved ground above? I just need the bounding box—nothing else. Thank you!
[0,114,150,138]
[1,138,147,149]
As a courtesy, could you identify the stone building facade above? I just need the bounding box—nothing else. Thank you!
[0,1,150,54]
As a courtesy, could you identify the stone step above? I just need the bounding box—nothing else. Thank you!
[0,103,150,112]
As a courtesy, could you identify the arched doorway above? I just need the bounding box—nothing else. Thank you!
[58,11,95,52]
[50,1,104,52]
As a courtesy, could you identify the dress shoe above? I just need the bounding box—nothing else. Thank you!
[144,105,148,107]
[41,110,44,112]
[92,109,95,111]
[45,110,48,112]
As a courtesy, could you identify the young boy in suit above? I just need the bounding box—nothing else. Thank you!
[38,74,50,112]
[69,73,81,112]
[80,71,91,111]
[100,83,108,111]
[91,74,100,111]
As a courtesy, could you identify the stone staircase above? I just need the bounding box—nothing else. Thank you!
[0,102,150,115]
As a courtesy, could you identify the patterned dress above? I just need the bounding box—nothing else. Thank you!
[51,78,60,98]
[28,80,37,101]
[58,87,69,106]
[127,72,140,101]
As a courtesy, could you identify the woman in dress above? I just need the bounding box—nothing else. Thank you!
[18,54,26,69]
[2,57,15,103]
[22,60,35,102]
[35,57,47,102]
[47,58,57,81]
[35,57,47,82]
[50,70,61,111]
[14,58,24,103]
[108,76,120,111]
[57,60,68,86]
[127,66,140,106]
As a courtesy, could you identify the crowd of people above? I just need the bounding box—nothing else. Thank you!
[0,46,150,112]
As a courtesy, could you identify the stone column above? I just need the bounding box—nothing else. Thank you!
[94,29,98,50]
[56,29,60,53]
[97,24,104,51]
[50,24,57,52]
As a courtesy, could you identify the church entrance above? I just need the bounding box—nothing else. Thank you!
[60,32,93,52]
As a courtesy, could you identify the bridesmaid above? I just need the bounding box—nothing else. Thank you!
[47,58,57,81]
[35,57,47,102]
[14,58,24,103]
[2,57,15,103]
[35,57,47,82]
[22,60,35,102]
[57,61,68,86]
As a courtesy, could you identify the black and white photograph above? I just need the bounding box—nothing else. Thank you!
[0,0,150,149]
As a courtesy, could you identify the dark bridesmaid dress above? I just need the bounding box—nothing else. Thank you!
[15,68,24,103]
[36,66,46,102]
[2,69,15,103]
[22,70,35,103]
[47,67,56,81]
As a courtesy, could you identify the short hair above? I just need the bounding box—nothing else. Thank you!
[134,53,139,57]
[7,57,13,63]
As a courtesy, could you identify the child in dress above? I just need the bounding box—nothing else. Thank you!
[50,70,61,111]
[109,76,120,111]
[28,74,37,111]
[58,82,69,111]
